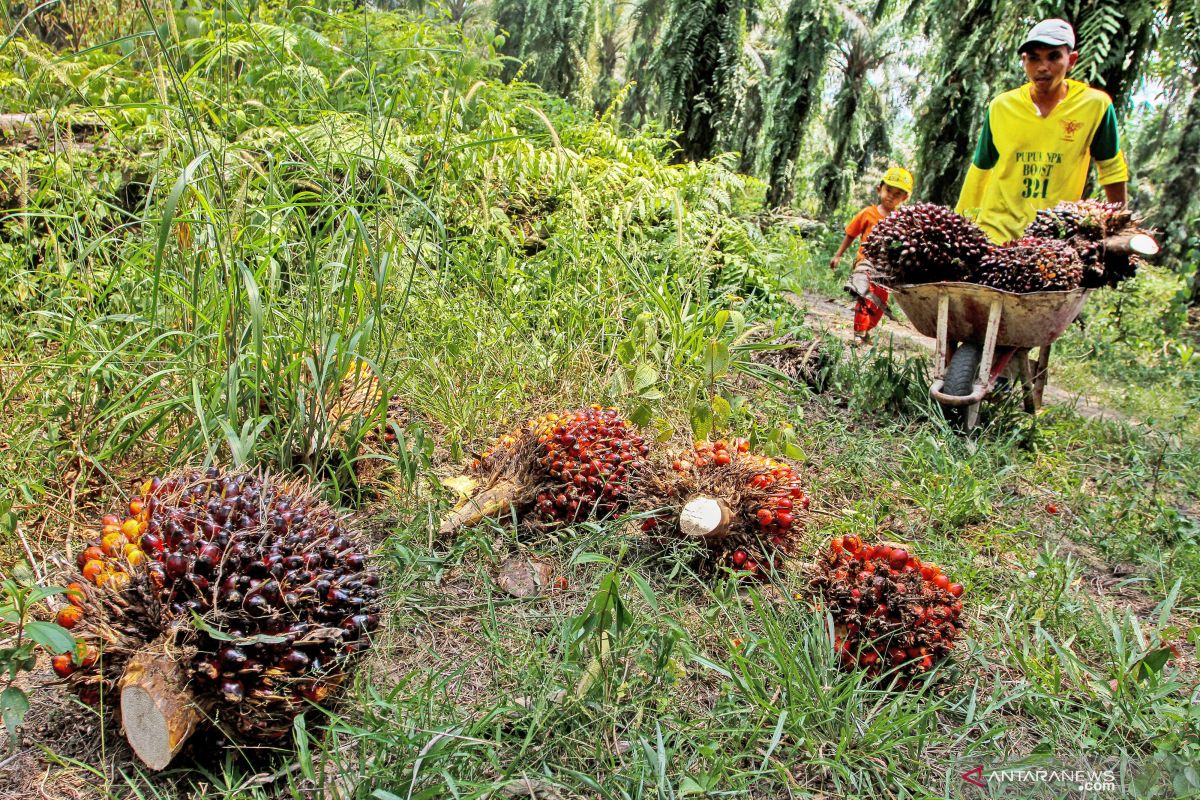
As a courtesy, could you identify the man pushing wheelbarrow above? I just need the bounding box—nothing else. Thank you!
[851,19,1158,429]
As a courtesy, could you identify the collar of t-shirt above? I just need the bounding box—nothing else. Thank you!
[1024,80,1073,118]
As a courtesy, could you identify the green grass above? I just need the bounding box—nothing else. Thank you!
[1,3,1198,798]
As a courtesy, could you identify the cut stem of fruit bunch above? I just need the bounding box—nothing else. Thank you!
[441,406,650,536]
[119,644,205,771]
[54,469,381,769]
[662,439,810,578]
[678,496,733,540]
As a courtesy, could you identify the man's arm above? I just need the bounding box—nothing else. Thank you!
[1103,182,1127,206]
[1092,104,1129,205]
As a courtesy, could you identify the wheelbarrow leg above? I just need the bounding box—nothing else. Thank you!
[1032,344,1051,410]
[933,293,950,380]
[1015,347,1036,413]
[965,299,1004,431]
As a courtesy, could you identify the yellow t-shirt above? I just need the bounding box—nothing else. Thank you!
[955,79,1128,243]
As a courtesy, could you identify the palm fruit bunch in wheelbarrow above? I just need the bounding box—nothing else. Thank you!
[1024,200,1146,288]
[53,468,381,770]
[862,203,991,285]
[969,236,1084,292]
[643,439,810,579]
[441,406,650,535]
[810,535,965,687]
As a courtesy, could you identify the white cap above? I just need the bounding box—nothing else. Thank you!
[1019,19,1076,53]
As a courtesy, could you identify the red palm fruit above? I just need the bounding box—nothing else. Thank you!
[66,583,86,608]
[56,606,84,629]
[82,560,105,583]
[52,653,76,678]
[75,642,98,668]
[76,546,104,570]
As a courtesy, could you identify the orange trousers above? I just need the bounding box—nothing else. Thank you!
[853,283,889,334]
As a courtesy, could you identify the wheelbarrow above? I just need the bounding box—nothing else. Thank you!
[883,231,1158,430]
[889,282,1088,429]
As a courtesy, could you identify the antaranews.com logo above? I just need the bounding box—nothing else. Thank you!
[959,764,1118,796]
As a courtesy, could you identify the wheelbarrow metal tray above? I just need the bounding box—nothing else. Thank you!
[890,282,1089,348]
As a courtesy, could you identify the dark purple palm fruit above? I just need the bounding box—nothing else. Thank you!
[861,204,990,286]
[971,237,1083,293]
[1024,200,1140,288]
[54,469,382,770]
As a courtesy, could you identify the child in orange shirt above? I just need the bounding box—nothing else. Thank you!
[828,167,913,342]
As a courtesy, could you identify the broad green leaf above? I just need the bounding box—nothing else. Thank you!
[713,310,729,333]
[704,339,729,380]
[24,621,74,654]
[1,687,29,740]
[633,363,658,392]
[728,309,746,337]
[628,403,652,428]
[26,586,68,605]
[626,569,659,614]
[638,387,664,401]
[1134,647,1173,680]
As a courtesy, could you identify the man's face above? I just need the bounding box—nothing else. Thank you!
[1021,44,1078,93]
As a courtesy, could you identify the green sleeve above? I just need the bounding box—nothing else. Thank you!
[971,109,999,170]
[1090,104,1120,161]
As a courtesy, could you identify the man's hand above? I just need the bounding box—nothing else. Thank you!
[1103,181,1127,206]
[829,255,841,270]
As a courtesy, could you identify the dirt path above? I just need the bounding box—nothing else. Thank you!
[787,291,1132,424]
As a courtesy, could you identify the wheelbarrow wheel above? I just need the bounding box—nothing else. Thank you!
[941,342,982,430]
[943,342,982,397]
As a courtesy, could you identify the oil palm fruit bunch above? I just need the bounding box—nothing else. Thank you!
[441,406,650,535]
[1024,200,1142,288]
[663,439,810,578]
[54,468,381,770]
[862,204,990,285]
[810,535,964,687]
[971,236,1084,292]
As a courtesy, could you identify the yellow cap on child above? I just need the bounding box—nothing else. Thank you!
[882,167,914,194]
